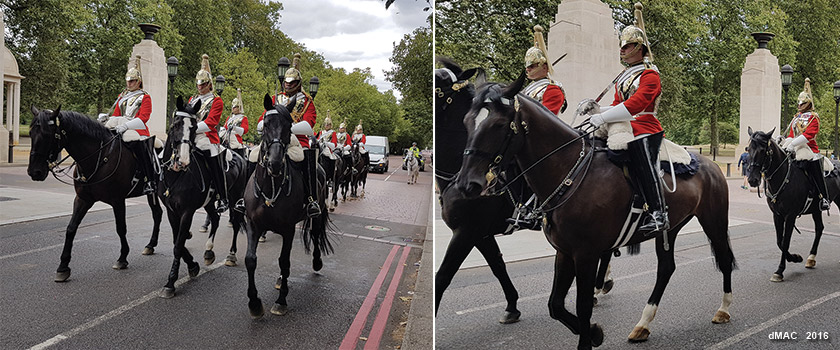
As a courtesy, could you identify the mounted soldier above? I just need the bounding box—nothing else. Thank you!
[188,54,229,212]
[221,88,249,159]
[255,53,320,217]
[352,121,367,154]
[508,24,568,230]
[585,3,667,234]
[783,78,830,211]
[317,114,337,158]
[101,55,157,195]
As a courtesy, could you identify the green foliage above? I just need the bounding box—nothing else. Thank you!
[386,24,432,147]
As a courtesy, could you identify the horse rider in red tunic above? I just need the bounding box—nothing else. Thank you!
[222,88,249,159]
[316,115,336,155]
[784,78,830,210]
[331,119,352,150]
[508,24,568,230]
[256,53,321,217]
[587,4,667,234]
[189,54,229,213]
[101,55,156,195]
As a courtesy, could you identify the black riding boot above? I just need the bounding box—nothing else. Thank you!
[205,150,229,213]
[807,159,831,210]
[129,141,156,195]
[628,132,669,235]
[304,148,321,217]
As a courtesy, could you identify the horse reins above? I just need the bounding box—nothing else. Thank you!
[38,117,124,186]
[751,137,792,203]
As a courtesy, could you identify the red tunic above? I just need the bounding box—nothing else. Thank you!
[786,112,820,153]
[353,134,367,144]
[224,114,249,144]
[331,132,352,147]
[612,69,663,136]
[258,92,317,148]
[188,95,224,144]
[541,84,566,115]
[112,92,151,137]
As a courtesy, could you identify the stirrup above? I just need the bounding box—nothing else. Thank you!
[216,199,229,213]
[142,182,156,195]
[819,198,831,211]
[638,211,668,236]
[306,201,321,217]
[505,216,542,231]
[233,198,246,213]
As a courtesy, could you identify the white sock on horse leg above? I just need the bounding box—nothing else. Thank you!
[634,303,658,329]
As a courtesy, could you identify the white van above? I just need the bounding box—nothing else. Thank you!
[366,136,390,173]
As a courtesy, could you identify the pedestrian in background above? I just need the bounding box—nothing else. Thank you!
[738,147,750,190]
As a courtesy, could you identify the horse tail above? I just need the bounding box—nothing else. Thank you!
[301,212,335,255]
[626,243,641,255]
[706,230,738,272]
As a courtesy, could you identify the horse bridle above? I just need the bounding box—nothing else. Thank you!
[749,135,792,203]
[167,111,198,171]
[32,114,121,184]
[435,68,470,111]
[462,95,527,190]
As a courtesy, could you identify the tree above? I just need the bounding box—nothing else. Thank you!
[386,24,432,146]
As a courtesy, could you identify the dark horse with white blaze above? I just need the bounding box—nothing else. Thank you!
[27,106,163,282]
[452,75,737,349]
[434,60,523,323]
[243,94,333,317]
[157,97,248,298]
[746,127,840,281]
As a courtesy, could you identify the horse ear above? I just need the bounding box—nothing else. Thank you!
[768,127,775,137]
[502,71,526,99]
[52,105,62,119]
[474,68,487,87]
[462,68,478,81]
[31,105,40,117]
[175,96,184,111]
[263,94,273,111]
[747,126,753,137]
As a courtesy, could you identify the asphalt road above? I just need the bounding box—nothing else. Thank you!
[0,154,432,350]
[435,179,840,350]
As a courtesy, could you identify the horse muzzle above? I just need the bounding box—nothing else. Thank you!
[27,166,48,181]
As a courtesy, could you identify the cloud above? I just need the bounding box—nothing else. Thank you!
[279,0,428,95]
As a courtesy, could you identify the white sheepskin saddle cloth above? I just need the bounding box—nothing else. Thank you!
[248,135,304,163]
[595,121,691,165]
[779,138,835,172]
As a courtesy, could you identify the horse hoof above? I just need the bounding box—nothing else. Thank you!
[204,250,215,266]
[591,323,605,347]
[112,261,128,270]
[602,279,614,294]
[627,326,650,343]
[199,226,208,233]
[275,277,283,290]
[329,207,335,212]
[805,254,816,269]
[142,247,155,255]
[270,303,289,316]
[159,287,176,299]
[55,269,71,282]
[258,236,266,243]
[593,296,598,306]
[225,255,237,267]
[498,310,521,324]
[788,254,803,263]
[249,299,264,318]
[770,273,784,282]
[313,258,323,272]
[188,264,200,278]
[712,310,731,324]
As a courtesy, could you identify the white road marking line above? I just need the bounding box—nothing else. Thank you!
[706,290,840,350]
[454,256,714,315]
[0,236,100,260]
[27,262,225,350]
[383,166,400,182]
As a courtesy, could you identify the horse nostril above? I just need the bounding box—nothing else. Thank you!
[464,181,483,197]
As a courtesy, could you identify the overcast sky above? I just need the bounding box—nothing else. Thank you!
[279,0,429,98]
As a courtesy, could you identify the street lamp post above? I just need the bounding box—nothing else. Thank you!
[833,80,840,158]
[215,75,226,97]
[166,56,179,131]
[309,76,320,99]
[780,64,793,130]
[277,57,290,94]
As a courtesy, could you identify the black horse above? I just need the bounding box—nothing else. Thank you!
[157,97,248,298]
[27,106,163,282]
[349,141,368,198]
[452,76,736,349]
[746,127,840,281]
[243,94,333,317]
[434,60,524,324]
[317,139,341,211]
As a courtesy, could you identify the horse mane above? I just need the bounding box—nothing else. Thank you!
[57,111,114,141]
[473,82,580,138]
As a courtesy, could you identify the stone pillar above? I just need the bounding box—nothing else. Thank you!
[130,24,167,140]
[1,8,9,163]
[738,33,781,156]
[548,0,624,124]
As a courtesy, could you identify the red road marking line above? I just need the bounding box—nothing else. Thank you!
[363,246,411,350]
[339,245,399,350]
